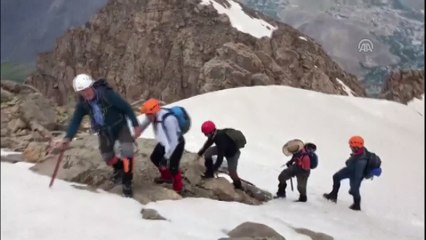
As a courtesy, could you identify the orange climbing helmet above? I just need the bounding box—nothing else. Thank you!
[140,98,161,114]
[348,136,364,148]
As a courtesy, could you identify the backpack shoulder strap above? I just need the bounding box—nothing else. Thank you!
[158,109,178,142]
[92,79,112,89]
[363,149,373,176]
[365,149,372,162]
[159,108,173,123]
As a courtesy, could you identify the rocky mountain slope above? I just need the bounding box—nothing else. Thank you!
[1,80,272,206]
[25,0,366,106]
[380,69,424,104]
[240,0,425,95]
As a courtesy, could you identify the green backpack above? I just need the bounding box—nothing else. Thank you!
[223,128,247,148]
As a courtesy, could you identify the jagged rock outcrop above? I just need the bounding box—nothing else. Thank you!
[1,80,59,150]
[141,208,167,220]
[28,136,273,205]
[379,69,424,104]
[1,80,85,151]
[220,222,286,240]
[26,0,366,106]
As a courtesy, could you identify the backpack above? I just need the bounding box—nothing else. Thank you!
[297,151,318,169]
[364,150,382,179]
[161,106,191,135]
[223,128,247,148]
[93,79,113,91]
[304,142,318,169]
[79,79,113,101]
[309,152,318,169]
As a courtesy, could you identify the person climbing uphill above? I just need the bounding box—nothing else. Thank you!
[59,73,142,197]
[323,136,369,211]
[276,139,317,202]
[196,121,247,190]
[139,98,189,194]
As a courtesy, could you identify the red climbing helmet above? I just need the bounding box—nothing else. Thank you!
[201,121,216,135]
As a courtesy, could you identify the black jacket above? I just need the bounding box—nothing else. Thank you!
[197,129,239,168]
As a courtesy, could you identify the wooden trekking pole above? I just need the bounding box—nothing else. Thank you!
[49,148,66,188]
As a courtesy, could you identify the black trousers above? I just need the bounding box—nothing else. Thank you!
[150,137,185,175]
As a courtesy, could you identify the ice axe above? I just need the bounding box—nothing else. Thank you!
[49,148,66,188]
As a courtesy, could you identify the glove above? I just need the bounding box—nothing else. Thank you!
[133,126,143,138]
[54,138,70,151]
[286,160,293,168]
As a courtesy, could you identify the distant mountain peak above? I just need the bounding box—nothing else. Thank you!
[25,0,366,105]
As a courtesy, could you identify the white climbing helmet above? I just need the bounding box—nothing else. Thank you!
[72,74,94,92]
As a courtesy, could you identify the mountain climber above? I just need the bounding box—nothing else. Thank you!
[323,136,368,211]
[58,74,142,197]
[276,140,317,202]
[138,98,186,194]
[196,121,246,190]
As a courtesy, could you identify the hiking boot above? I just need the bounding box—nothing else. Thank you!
[112,169,123,183]
[153,177,173,184]
[296,194,307,202]
[275,191,286,199]
[233,179,243,190]
[172,170,184,193]
[201,173,214,179]
[111,160,124,183]
[323,192,337,203]
[349,199,361,211]
[275,183,286,198]
[349,203,361,211]
[122,184,133,198]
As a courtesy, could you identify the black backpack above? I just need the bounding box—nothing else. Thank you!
[309,152,318,169]
[93,79,113,91]
[78,79,113,104]
[364,150,382,179]
[304,143,318,169]
[223,128,247,148]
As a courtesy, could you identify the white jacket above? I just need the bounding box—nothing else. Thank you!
[139,109,181,159]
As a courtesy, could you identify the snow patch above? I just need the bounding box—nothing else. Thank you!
[407,94,425,116]
[200,0,277,38]
[2,85,424,240]
[298,36,308,41]
[336,78,355,96]
[412,40,422,45]
[1,149,21,156]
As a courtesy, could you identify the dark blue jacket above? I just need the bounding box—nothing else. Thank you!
[65,87,139,140]
[345,148,368,181]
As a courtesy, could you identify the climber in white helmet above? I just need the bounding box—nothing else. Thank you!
[59,73,142,197]
[72,73,95,99]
